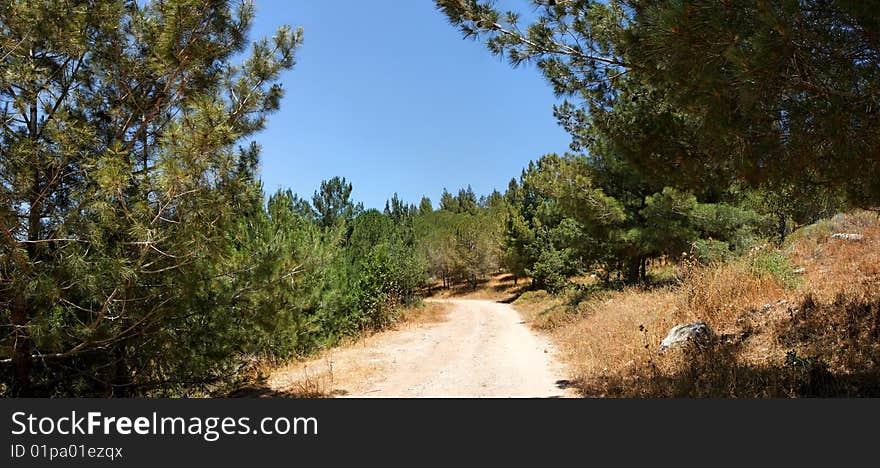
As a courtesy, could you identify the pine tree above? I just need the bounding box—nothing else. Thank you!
[384,192,413,224]
[418,196,433,214]
[312,176,362,229]
[439,188,457,212]
[0,0,300,395]
[435,0,880,206]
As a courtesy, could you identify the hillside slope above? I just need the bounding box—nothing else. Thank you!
[514,211,880,397]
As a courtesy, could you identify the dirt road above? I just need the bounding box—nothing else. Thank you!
[267,299,573,398]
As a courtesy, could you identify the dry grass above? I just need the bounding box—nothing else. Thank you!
[228,355,344,398]
[677,260,786,328]
[425,274,530,302]
[399,301,451,326]
[515,211,880,397]
[512,290,571,329]
[515,286,684,396]
[788,211,880,301]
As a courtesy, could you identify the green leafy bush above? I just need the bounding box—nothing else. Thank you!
[748,249,801,288]
[691,239,731,264]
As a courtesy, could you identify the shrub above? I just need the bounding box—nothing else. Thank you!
[527,245,576,293]
[691,239,731,264]
[748,248,801,289]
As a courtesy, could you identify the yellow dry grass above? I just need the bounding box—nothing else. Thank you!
[399,301,451,325]
[514,211,880,397]
[425,274,529,302]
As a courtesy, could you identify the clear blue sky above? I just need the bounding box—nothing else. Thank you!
[248,1,570,209]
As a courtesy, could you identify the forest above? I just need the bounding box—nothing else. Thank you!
[2,1,878,396]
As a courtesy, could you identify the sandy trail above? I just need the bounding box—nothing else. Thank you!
[267,299,572,398]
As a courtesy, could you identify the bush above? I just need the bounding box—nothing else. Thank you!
[527,245,576,293]
[691,239,731,264]
[748,248,801,288]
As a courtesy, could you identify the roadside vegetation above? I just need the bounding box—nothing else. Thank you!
[511,211,880,397]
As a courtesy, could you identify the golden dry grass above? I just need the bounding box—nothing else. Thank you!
[515,287,683,396]
[425,274,530,302]
[399,301,451,326]
[514,211,880,397]
[788,211,880,301]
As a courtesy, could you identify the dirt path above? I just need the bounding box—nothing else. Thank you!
[266,299,573,398]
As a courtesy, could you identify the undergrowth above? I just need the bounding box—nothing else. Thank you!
[514,211,880,397]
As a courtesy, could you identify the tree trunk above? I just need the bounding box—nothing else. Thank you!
[777,212,788,241]
[624,256,642,284]
[12,89,41,395]
[14,180,38,395]
[112,344,131,397]
[11,294,31,395]
[640,257,647,283]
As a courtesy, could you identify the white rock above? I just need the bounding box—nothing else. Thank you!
[659,322,713,352]
[831,233,863,241]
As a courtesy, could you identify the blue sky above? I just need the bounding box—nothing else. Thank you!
[248,1,570,209]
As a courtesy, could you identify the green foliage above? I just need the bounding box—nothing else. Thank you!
[435,0,880,206]
[1,3,428,397]
[312,176,362,228]
[691,239,731,264]
[627,1,880,205]
[452,213,501,286]
[233,203,426,357]
[748,249,801,289]
[3,0,865,397]
[414,191,505,288]
[500,151,776,289]
[418,196,434,215]
[435,0,855,290]
[526,242,575,293]
[384,193,416,224]
[439,185,479,214]
[502,208,535,282]
[346,209,425,328]
[0,0,301,396]
[639,187,701,258]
